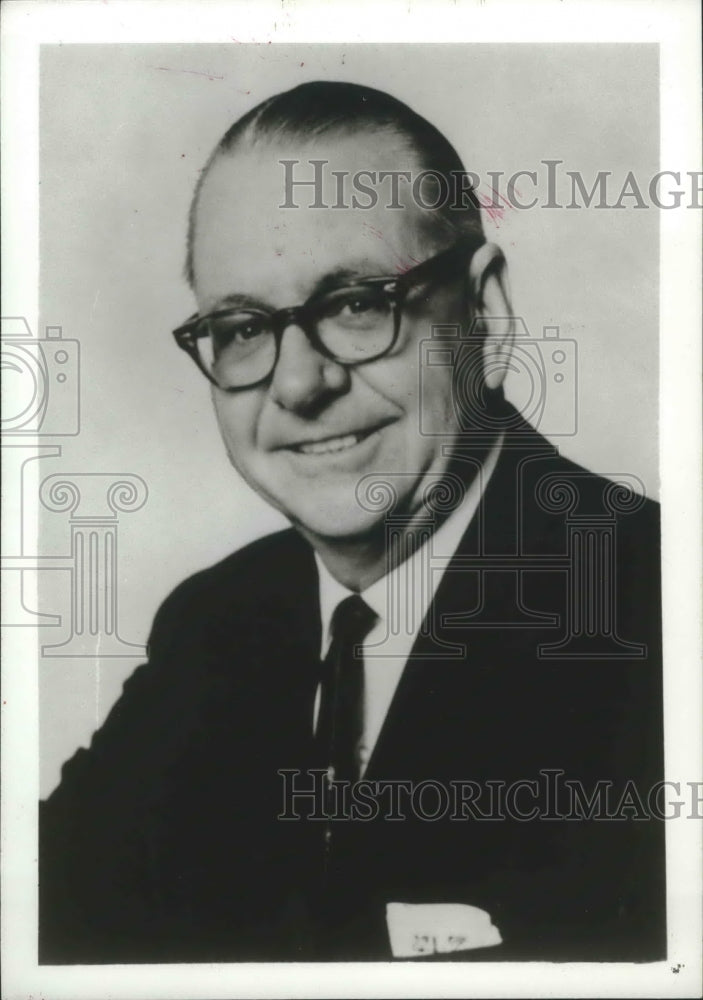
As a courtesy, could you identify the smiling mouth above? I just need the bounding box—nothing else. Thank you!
[287,424,388,456]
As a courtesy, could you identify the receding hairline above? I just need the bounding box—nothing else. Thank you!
[189,130,466,292]
[185,82,483,287]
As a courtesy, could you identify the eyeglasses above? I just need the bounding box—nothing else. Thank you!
[172,233,484,391]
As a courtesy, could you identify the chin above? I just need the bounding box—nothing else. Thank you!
[287,500,387,544]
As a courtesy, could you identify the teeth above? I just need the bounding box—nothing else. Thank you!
[297,433,361,455]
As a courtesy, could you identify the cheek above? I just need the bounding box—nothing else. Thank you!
[212,393,260,459]
[415,361,459,434]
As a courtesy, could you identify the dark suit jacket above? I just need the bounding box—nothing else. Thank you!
[39,418,665,963]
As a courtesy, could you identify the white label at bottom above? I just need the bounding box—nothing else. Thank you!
[385,902,503,958]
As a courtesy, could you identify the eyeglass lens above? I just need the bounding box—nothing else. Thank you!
[197,283,397,389]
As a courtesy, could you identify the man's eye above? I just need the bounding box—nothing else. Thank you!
[231,321,265,342]
[210,316,268,350]
[322,289,390,323]
[341,295,378,315]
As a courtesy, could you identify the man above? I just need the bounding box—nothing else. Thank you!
[40,81,665,963]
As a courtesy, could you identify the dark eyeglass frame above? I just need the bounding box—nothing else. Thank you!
[172,232,485,391]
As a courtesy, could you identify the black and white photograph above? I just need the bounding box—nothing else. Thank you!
[2,2,701,998]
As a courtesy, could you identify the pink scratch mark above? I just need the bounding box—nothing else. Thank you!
[154,67,225,82]
[361,223,422,274]
[475,185,514,228]
[395,255,422,274]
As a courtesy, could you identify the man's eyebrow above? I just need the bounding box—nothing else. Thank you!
[211,292,272,312]
[308,263,395,299]
[211,261,396,313]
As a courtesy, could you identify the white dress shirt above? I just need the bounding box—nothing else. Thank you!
[314,434,503,775]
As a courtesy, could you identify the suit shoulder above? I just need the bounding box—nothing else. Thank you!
[149,527,313,644]
[520,441,659,533]
[150,527,309,622]
[554,450,659,535]
[502,416,659,529]
[525,450,662,620]
[44,528,315,801]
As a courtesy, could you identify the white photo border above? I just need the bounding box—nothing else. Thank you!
[2,1,701,998]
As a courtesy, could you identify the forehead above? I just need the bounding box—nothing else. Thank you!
[191,132,440,308]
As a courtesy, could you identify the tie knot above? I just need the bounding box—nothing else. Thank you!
[330,594,377,645]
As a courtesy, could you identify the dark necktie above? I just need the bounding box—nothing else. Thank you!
[315,594,377,784]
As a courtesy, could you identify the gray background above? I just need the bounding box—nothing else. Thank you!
[38,43,659,796]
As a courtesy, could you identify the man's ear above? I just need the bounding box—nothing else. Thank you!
[467,242,514,391]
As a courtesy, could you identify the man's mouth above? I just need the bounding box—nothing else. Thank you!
[291,427,378,455]
[281,419,396,456]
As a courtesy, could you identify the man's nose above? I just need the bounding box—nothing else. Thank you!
[269,323,349,412]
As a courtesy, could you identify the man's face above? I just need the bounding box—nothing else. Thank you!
[191,132,470,542]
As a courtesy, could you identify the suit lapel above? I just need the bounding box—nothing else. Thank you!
[364,421,560,781]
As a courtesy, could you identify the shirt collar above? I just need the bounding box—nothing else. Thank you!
[315,433,504,656]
